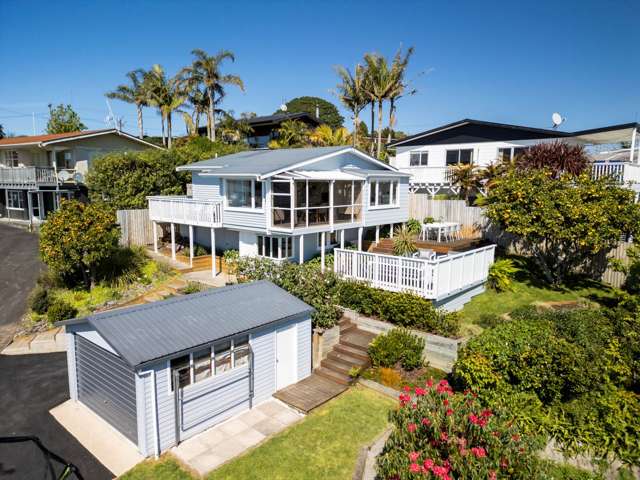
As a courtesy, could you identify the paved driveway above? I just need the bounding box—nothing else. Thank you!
[0,223,43,349]
[0,353,113,479]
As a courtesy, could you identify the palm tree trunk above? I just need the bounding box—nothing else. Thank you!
[353,114,358,147]
[167,112,172,148]
[387,98,395,144]
[369,102,375,155]
[137,104,144,139]
[376,100,383,158]
[207,88,215,142]
[161,115,166,147]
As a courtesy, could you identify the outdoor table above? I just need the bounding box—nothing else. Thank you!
[420,222,461,242]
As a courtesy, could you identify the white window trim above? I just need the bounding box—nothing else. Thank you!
[3,150,19,168]
[7,190,25,210]
[257,235,294,260]
[224,178,264,211]
[445,148,474,166]
[316,232,339,250]
[368,180,400,209]
[167,334,251,394]
[409,150,429,167]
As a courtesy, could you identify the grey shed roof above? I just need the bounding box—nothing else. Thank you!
[176,146,390,177]
[61,281,314,368]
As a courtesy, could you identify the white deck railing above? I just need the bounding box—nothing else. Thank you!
[333,245,496,300]
[148,196,223,227]
[0,166,58,186]
[591,162,625,182]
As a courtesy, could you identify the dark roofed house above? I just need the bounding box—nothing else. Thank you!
[60,280,313,456]
[199,112,321,148]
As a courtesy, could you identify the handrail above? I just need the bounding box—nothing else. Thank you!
[148,196,223,227]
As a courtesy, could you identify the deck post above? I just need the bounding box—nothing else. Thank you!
[170,223,176,261]
[320,232,326,272]
[211,228,217,277]
[631,128,638,164]
[188,225,194,267]
[37,192,44,220]
[375,225,380,244]
[389,224,394,238]
[357,227,363,251]
[4,189,10,222]
[299,235,304,265]
[340,229,345,249]
[26,191,33,229]
[153,221,158,253]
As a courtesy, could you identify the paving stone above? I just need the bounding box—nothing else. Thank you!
[173,438,209,462]
[189,452,225,475]
[255,399,289,417]
[199,428,227,448]
[233,427,266,448]
[2,335,33,355]
[210,437,246,460]
[218,418,249,436]
[253,417,288,436]
[274,408,302,426]
[236,408,268,427]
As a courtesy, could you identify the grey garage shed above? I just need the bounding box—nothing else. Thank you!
[60,281,313,457]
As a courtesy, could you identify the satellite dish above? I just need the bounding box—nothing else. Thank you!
[551,112,565,129]
[279,104,288,112]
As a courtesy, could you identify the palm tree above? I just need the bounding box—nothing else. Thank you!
[268,120,309,149]
[363,53,396,159]
[144,65,186,148]
[386,47,415,144]
[450,164,480,202]
[105,69,149,139]
[309,125,351,146]
[334,64,368,147]
[181,49,244,142]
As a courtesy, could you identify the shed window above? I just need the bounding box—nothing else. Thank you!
[214,340,232,375]
[170,355,191,390]
[193,349,212,382]
[233,335,250,368]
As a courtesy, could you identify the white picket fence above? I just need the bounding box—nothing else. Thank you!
[333,245,496,300]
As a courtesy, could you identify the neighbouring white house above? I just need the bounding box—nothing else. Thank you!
[0,129,161,223]
[388,119,640,199]
[148,146,496,311]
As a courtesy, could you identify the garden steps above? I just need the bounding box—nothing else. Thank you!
[340,329,376,351]
[333,343,369,361]
[314,366,351,385]
[326,350,369,367]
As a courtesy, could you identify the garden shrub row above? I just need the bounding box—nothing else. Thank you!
[368,328,425,370]
[236,255,461,337]
[451,303,640,466]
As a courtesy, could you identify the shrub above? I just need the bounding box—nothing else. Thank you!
[477,313,502,329]
[423,216,435,224]
[487,259,519,292]
[368,328,425,371]
[29,286,52,315]
[181,282,204,295]
[223,249,239,275]
[379,367,402,389]
[377,380,541,479]
[182,244,209,257]
[393,226,418,256]
[406,218,422,235]
[46,299,78,323]
[96,246,148,288]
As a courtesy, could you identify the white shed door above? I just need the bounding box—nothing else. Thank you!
[276,323,298,390]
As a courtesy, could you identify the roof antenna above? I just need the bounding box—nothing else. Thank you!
[551,112,565,129]
[105,99,120,131]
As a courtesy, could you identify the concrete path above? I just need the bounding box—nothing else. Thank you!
[172,399,303,476]
[51,400,144,477]
[0,223,43,349]
[2,326,66,354]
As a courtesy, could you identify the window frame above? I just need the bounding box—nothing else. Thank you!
[409,150,429,167]
[445,148,474,166]
[7,190,25,210]
[257,235,294,260]
[368,180,400,209]
[225,179,264,211]
[3,150,19,168]
[497,146,529,162]
[167,334,252,393]
[316,231,339,249]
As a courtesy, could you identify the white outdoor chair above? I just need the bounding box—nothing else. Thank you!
[418,248,436,260]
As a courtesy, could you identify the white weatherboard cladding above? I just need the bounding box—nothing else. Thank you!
[139,314,312,454]
[363,177,410,226]
[302,151,384,171]
[223,208,267,230]
[194,227,239,251]
[192,175,223,202]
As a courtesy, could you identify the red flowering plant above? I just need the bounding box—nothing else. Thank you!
[377,379,541,479]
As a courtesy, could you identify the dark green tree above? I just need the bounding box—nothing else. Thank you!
[276,96,344,129]
[0,124,5,139]
[46,104,87,134]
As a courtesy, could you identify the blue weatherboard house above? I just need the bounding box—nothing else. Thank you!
[60,281,313,456]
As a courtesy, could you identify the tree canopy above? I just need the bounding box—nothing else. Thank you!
[39,200,120,289]
[276,96,344,130]
[86,137,245,209]
[46,104,87,134]
[485,168,640,285]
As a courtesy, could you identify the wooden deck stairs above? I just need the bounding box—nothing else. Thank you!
[314,317,376,386]
[273,317,377,413]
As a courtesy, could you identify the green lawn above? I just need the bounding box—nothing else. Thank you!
[459,267,617,336]
[120,386,396,480]
[208,386,395,480]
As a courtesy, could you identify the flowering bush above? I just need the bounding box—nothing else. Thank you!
[377,379,540,479]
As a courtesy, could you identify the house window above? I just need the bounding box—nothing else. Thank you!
[445,149,473,166]
[369,180,399,208]
[409,151,429,167]
[272,180,292,227]
[317,232,338,248]
[227,180,263,209]
[7,190,25,210]
[3,150,19,167]
[257,235,293,259]
[498,147,528,162]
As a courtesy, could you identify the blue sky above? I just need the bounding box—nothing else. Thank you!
[1,0,638,137]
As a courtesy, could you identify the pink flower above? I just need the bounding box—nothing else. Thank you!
[511,434,521,442]
[407,423,417,433]
[471,446,487,458]
[469,413,479,424]
[443,398,449,406]
[423,459,434,470]
[408,451,420,462]
[432,465,448,477]
[399,393,410,406]
[409,463,421,473]
[415,387,426,396]
[403,385,411,392]
[481,409,493,418]
[489,470,497,480]
[446,408,453,416]
[426,378,434,388]
[421,417,431,426]
[440,431,448,442]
